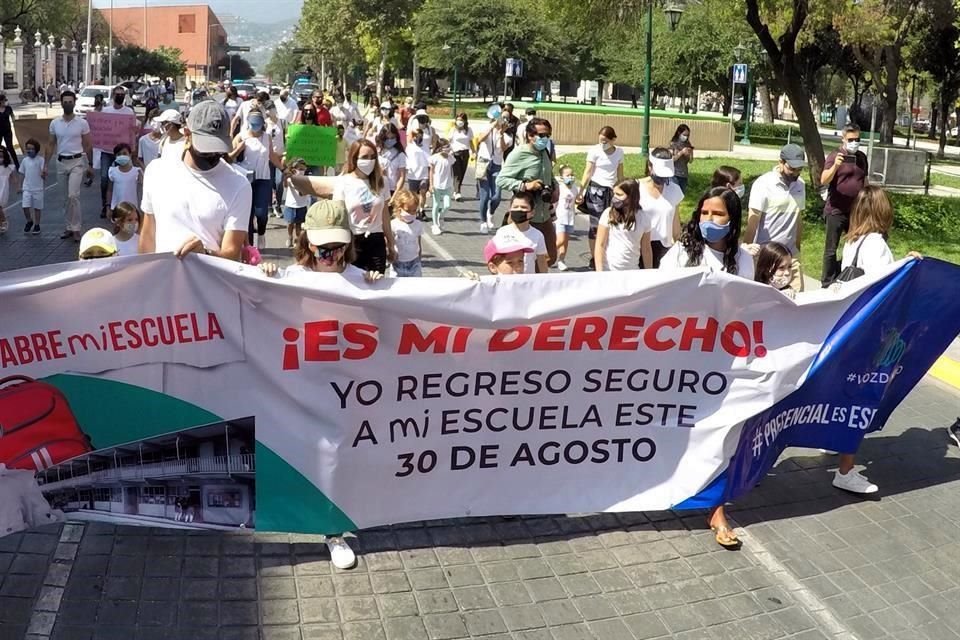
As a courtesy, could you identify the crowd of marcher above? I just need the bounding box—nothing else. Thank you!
[2,79,922,570]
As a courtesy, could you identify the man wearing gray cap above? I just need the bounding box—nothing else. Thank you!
[139,100,251,261]
[745,143,807,290]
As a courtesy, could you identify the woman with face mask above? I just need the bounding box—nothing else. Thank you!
[376,123,407,197]
[447,112,473,202]
[228,107,284,249]
[710,165,746,200]
[669,124,694,193]
[287,140,397,274]
[638,148,684,268]
[660,186,753,277]
[577,126,624,268]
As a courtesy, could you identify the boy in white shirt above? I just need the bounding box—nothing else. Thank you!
[494,192,548,274]
[283,158,310,248]
[19,138,45,235]
[554,165,579,271]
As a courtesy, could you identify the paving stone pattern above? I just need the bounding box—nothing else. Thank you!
[3,163,960,640]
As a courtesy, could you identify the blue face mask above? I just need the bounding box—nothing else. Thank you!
[699,220,730,243]
[115,155,131,167]
[26,149,37,158]
[533,136,550,152]
[384,138,396,148]
[249,117,264,131]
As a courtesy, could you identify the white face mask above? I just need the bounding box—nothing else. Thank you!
[734,184,746,198]
[600,141,611,151]
[679,134,688,143]
[356,158,376,176]
[771,274,791,290]
[845,141,860,153]
[122,222,138,235]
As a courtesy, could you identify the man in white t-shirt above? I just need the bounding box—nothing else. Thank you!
[274,88,300,128]
[45,90,94,241]
[139,100,251,261]
[494,192,548,274]
[98,86,139,218]
[746,143,807,290]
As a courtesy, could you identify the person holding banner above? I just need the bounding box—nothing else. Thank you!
[46,90,94,242]
[661,187,754,277]
[98,87,138,220]
[287,139,397,274]
[139,101,250,261]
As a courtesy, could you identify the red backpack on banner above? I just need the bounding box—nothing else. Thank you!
[0,375,92,471]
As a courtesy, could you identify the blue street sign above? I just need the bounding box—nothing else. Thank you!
[733,64,748,85]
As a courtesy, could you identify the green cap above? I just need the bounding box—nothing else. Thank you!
[305,200,352,246]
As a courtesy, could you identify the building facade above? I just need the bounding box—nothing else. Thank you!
[37,421,255,529]
[100,4,227,82]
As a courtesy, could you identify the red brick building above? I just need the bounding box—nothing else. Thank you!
[100,4,227,82]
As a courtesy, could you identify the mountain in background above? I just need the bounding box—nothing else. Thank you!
[220,16,297,73]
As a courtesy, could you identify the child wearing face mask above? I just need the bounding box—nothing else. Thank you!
[106,143,142,214]
[755,242,795,298]
[405,129,429,218]
[110,201,142,256]
[428,139,455,235]
[18,139,44,235]
[594,178,653,272]
[493,191,548,274]
[390,189,423,277]
[553,165,578,271]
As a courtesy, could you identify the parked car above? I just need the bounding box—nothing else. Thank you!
[235,83,256,100]
[76,85,114,115]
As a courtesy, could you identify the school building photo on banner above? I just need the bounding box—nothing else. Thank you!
[0,418,255,537]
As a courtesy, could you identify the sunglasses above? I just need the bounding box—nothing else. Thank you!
[846,137,861,143]
[316,244,346,261]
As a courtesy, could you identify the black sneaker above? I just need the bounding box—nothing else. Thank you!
[59,230,72,239]
[23,220,33,233]
[31,224,40,235]
[950,419,960,448]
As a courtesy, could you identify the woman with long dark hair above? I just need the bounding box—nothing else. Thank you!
[593,178,653,271]
[448,112,474,201]
[660,186,754,278]
[376,123,407,197]
[670,123,694,193]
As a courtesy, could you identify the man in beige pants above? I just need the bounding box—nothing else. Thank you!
[45,90,94,241]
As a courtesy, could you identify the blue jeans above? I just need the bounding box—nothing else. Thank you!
[394,257,422,277]
[99,152,115,211]
[478,162,501,223]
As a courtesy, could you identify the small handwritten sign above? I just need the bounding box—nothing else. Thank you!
[286,125,337,167]
[86,111,138,152]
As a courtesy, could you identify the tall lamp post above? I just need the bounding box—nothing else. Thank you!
[442,43,458,120]
[642,1,686,157]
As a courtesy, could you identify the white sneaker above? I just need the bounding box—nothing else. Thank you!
[480,222,488,233]
[832,469,878,494]
[326,536,356,570]
[431,224,442,236]
[454,192,462,201]
[556,260,568,272]
[486,214,495,230]
[257,235,266,250]
[285,237,293,248]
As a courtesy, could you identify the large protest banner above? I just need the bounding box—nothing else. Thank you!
[285,124,337,167]
[0,255,958,535]
[85,111,138,152]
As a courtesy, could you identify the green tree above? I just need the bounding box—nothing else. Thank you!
[296,0,365,89]
[155,46,186,78]
[265,40,303,84]
[910,0,960,157]
[414,0,561,100]
[111,45,185,80]
[216,54,254,81]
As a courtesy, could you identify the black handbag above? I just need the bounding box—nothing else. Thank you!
[836,238,866,282]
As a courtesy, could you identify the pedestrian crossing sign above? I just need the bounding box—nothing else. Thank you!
[733,64,748,85]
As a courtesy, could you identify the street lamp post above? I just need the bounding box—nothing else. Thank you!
[642,1,686,157]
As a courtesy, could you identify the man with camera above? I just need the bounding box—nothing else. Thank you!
[496,117,558,268]
[820,124,868,286]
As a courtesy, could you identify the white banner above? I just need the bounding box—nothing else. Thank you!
[1,254,956,534]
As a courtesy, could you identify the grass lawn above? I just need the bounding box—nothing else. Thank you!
[433,99,728,122]
[930,172,960,191]
[556,152,960,281]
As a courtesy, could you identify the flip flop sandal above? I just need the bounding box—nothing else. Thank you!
[710,524,741,549]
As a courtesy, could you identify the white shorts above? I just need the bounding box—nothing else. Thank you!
[22,189,43,210]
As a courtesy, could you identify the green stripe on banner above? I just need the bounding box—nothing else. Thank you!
[256,442,357,535]
[43,373,223,449]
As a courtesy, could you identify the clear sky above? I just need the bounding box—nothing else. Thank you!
[91,0,303,23]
